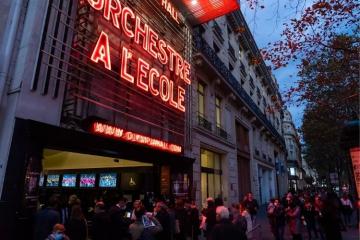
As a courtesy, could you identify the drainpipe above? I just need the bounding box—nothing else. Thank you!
[0,0,25,105]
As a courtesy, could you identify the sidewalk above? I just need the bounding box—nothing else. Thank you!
[256,205,359,240]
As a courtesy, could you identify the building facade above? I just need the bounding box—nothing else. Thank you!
[283,109,303,190]
[191,11,287,206]
[0,0,198,238]
[0,0,288,238]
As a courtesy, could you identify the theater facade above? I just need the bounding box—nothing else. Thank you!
[0,0,198,238]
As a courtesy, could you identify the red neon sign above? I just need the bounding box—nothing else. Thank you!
[92,122,182,153]
[87,0,190,112]
[161,0,180,24]
[175,0,240,25]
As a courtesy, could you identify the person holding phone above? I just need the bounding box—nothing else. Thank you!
[129,207,162,240]
[109,197,130,240]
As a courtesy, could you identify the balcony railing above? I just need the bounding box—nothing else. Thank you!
[228,45,237,62]
[212,22,224,43]
[240,63,247,78]
[194,29,285,147]
[198,114,212,131]
[216,125,228,140]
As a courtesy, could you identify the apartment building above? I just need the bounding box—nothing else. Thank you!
[283,109,303,190]
[191,10,288,206]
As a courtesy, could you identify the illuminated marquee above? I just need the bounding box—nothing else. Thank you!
[87,0,190,112]
[92,122,182,153]
[161,0,180,24]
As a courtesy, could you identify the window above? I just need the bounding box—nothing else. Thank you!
[213,42,220,53]
[201,149,222,202]
[249,77,255,89]
[212,21,224,43]
[256,87,261,99]
[215,97,221,127]
[240,62,247,77]
[198,82,205,117]
[229,62,234,71]
[228,44,236,61]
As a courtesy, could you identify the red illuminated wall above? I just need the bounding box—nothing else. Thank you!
[61,0,192,150]
[173,0,240,25]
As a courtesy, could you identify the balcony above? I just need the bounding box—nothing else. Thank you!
[228,45,237,62]
[216,125,229,140]
[198,114,212,131]
[194,29,286,148]
[240,63,247,78]
[212,21,224,43]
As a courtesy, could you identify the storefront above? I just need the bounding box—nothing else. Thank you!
[0,0,195,238]
[0,0,244,238]
[2,118,193,238]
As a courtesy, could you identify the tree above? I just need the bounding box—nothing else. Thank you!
[243,0,359,187]
[301,103,349,187]
[261,0,359,105]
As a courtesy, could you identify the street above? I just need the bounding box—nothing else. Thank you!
[256,205,359,240]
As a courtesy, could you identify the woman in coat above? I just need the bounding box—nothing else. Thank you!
[286,196,302,240]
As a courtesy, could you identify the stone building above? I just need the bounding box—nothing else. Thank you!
[283,109,303,190]
[191,10,287,206]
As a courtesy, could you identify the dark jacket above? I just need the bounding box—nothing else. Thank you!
[92,211,111,240]
[210,219,247,240]
[184,207,200,239]
[109,205,130,240]
[175,207,187,240]
[33,207,60,240]
[66,218,87,240]
[154,208,171,240]
[204,206,216,237]
[243,199,259,216]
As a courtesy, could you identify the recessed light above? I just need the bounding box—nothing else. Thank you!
[191,0,198,5]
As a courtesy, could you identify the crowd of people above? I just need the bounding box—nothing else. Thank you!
[266,190,357,240]
[32,190,357,240]
[33,192,260,240]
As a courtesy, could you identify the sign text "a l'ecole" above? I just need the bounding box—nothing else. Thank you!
[86,0,190,112]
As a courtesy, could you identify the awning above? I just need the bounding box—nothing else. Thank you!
[173,0,240,25]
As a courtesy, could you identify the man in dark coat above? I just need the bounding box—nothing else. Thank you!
[109,197,130,240]
[243,192,259,222]
[210,206,246,240]
[204,198,217,239]
[92,201,111,240]
[33,194,61,240]
[184,200,200,240]
[154,201,171,240]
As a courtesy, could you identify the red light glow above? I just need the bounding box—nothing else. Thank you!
[90,31,112,70]
[175,0,240,25]
[92,122,182,153]
[87,0,191,112]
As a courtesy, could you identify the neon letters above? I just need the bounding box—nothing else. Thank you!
[92,122,182,153]
[87,0,190,112]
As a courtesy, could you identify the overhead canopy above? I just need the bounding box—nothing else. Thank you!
[173,0,240,25]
